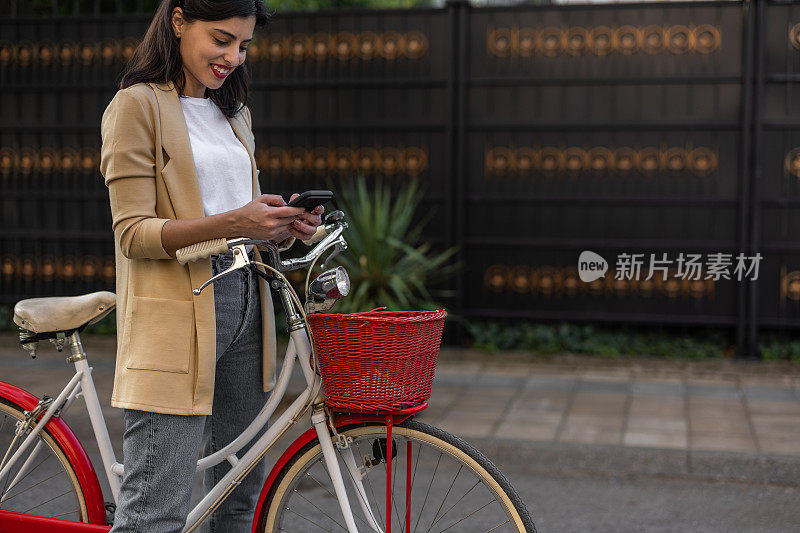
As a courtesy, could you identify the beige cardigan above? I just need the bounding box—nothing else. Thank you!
[100,80,288,415]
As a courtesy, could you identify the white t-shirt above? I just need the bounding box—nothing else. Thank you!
[179,95,253,217]
[179,95,254,252]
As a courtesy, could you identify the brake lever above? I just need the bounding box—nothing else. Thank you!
[321,238,347,271]
[192,244,251,295]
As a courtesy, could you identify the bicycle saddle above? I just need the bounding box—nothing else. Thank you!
[13,291,116,334]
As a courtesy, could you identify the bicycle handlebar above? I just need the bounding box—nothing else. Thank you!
[175,220,346,271]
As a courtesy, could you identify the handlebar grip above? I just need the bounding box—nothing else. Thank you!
[303,225,328,246]
[176,238,229,265]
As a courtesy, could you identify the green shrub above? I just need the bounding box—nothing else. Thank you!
[327,175,458,313]
[463,319,731,359]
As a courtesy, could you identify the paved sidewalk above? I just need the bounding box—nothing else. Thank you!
[421,350,800,457]
[2,333,800,460]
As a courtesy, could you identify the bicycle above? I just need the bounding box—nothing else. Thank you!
[0,209,536,532]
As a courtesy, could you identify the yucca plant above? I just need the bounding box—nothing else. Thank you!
[327,175,458,313]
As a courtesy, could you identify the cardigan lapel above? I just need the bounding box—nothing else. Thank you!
[149,80,258,219]
[150,81,203,220]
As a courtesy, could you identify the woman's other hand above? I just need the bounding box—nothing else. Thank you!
[287,192,324,241]
[233,194,306,242]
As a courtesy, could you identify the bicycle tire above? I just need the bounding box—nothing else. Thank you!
[0,396,89,522]
[256,418,536,532]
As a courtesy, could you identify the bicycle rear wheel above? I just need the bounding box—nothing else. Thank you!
[0,397,88,521]
[257,418,535,532]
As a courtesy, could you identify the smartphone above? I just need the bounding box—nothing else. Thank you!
[287,190,333,212]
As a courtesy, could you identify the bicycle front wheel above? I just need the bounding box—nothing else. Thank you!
[257,418,535,532]
[0,397,88,521]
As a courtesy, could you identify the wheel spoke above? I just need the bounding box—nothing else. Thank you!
[428,479,481,529]
[291,487,348,531]
[3,467,69,504]
[284,506,339,533]
[0,404,84,521]
[434,498,496,533]
[267,423,532,533]
[425,464,462,532]
[357,439,385,527]
[1,452,57,502]
[21,488,72,514]
[484,518,511,532]
[413,451,443,533]
[334,446,381,530]
[389,438,405,530]
[400,441,421,533]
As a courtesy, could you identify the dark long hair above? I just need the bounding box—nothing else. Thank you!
[120,0,271,118]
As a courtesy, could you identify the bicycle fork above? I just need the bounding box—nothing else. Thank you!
[311,408,383,533]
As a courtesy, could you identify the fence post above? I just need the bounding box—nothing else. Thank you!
[736,0,756,358]
[444,0,468,344]
[747,0,767,359]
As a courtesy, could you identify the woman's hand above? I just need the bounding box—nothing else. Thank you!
[287,192,325,240]
[232,194,307,242]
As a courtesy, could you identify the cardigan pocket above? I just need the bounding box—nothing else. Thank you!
[123,296,194,374]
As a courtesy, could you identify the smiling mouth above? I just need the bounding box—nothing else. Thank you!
[211,64,231,78]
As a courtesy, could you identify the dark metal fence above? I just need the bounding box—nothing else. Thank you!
[1,0,798,355]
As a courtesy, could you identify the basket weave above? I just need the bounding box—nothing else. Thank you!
[306,309,447,413]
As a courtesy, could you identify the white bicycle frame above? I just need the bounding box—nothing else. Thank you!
[0,249,383,533]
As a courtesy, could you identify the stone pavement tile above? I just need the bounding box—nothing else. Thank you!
[623,429,687,450]
[628,395,684,417]
[758,438,800,455]
[503,411,563,426]
[447,407,505,421]
[746,399,800,417]
[517,389,571,404]
[569,391,627,416]
[560,413,624,445]
[689,415,750,434]
[563,413,625,428]
[559,423,622,445]
[691,434,757,453]
[524,375,577,392]
[495,420,558,441]
[627,415,687,432]
[750,415,800,440]
[456,389,516,414]
[415,408,447,424]
[687,398,746,419]
[509,392,569,417]
[435,414,495,439]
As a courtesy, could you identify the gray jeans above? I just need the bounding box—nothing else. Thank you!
[111,249,271,533]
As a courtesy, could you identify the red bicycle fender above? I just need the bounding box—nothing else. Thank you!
[251,412,412,533]
[0,381,107,526]
[0,509,111,532]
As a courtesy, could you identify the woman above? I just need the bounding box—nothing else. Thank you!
[99,1,322,531]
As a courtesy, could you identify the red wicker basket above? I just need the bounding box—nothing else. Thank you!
[306,308,447,413]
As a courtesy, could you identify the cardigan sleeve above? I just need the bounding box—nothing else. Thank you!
[100,89,171,260]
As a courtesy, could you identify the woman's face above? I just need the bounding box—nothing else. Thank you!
[171,9,255,98]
